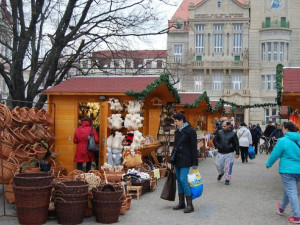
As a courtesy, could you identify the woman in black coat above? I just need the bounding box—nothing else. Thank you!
[171,113,198,213]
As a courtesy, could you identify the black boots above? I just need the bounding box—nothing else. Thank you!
[173,193,185,210]
[184,196,194,213]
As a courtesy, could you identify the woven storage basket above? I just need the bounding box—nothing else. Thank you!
[16,205,49,225]
[54,180,89,194]
[54,190,89,201]
[55,197,88,225]
[12,145,29,163]
[92,199,122,223]
[0,156,19,184]
[13,185,52,207]
[0,144,13,159]
[19,107,32,125]
[5,179,15,204]
[92,184,124,201]
[33,144,47,160]
[0,103,12,126]
[13,172,53,187]
[20,158,40,173]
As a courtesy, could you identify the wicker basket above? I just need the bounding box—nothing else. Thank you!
[54,190,89,201]
[20,158,40,173]
[92,199,122,223]
[5,179,15,204]
[13,172,53,187]
[55,197,88,225]
[16,205,49,225]
[131,179,150,195]
[0,103,12,126]
[54,180,89,194]
[13,185,52,207]
[0,156,19,184]
[92,184,124,201]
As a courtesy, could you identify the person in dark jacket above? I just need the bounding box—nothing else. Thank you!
[269,123,284,152]
[73,117,99,172]
[213,121,239,185]
[171,113,198,213]
[250,125,262,155]
[264,121,276,137]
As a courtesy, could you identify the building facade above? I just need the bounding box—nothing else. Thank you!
[167,0,299,125]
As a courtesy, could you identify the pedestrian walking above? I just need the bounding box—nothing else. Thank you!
[250,124,261,155]
[237,122,252,163]
[213,121,239,185]
[171,113,198,213]
[265,121,300,224]
[73,117,99,172]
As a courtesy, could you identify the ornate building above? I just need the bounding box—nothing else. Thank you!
[167,0,299,125]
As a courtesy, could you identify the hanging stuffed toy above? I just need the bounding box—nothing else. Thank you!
[122,148,142,168]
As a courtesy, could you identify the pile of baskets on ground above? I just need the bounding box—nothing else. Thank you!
[0,103,56,185]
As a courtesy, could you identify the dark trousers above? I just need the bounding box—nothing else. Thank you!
[253,142,258,155]
[77,162,92,172]
[240,146,249,163]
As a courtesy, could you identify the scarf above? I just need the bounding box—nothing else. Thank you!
[179,122,189,132]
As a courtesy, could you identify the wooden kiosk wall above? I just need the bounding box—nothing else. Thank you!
[47,88,176,173]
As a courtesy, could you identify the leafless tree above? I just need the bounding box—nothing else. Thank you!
[0,0,176,108]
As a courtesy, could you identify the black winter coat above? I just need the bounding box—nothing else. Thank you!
[250,128,261,144]
[173,124,198,168]
[213,129,239,155]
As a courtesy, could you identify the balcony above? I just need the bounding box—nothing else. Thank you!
[262,21,289,29]
[223,89,251,97]
[191,60,246,69]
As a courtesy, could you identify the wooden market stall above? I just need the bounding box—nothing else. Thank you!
[42,74,180,173]
[281,67,300,126]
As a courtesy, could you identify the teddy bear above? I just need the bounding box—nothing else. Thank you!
[124,113,144,130]
[107,114,123,130]
[108,98,123,111]
[106,147,114,165]
[130,130,145,150]
[127,100,143,114]
[112,148,122,166]
[111,131,125,150]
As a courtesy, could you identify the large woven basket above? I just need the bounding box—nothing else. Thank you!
[92,184,124,201]
[0,157,19,184]
[16,205,49,225]
[55,197,88,225]
[54,190,89,201]
[92,199,122,223]
[13,172,53,187]
[54,180,89,194]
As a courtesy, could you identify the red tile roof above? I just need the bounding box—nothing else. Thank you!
[170,0,248,22]
[43,76,159,94]
[283,68,300,92]
[179,93,202,104]
[92,50,167,59]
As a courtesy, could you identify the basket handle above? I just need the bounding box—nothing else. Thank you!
[54,197,66,203]
[87,169,103,179]
[68,169,85,181]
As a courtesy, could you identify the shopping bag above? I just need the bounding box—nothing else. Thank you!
[87,128,99,152]
[160,169,176,201]
[248,145,255,160]
[188,169,203,200]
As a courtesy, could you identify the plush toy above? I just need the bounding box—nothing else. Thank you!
[108,98,123,111]
[130,130,145,150]
[106,147,114,165]
[125,130,134,145]
[112,149,122,166]
[107,134,113,148]
[111,131,125,150]
[127,100,143,114]
[124,113,144,130]
[107,114,123,130]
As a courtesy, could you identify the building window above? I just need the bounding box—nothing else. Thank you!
[82,61,88,69]
[267,75,271,90]
[125,59,131,69]
[157,60,162,68]
[113,60,120,68]
[234,56,240,61]
[280,42,284,61]
[261,43,266,61]
[195,25,204,31]
[195,34,204,53]
[176,22,183,29]
[273,43,278,61]
[174,44,183,63]
[194,76,203,91]
[214,25,223,53]
[213,75,222,90]
[196,56,202,61]
[273,74,276,90]
[261,75,265,90]
[217,1,221,8]
[265,108,278,124]
[286,43,289,61]
[267,42,271,61]
[233,24,242,53]
[232,75,241,90]
[146,60,152,69]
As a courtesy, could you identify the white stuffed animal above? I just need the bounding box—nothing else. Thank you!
[111,131,125,150]
[124,113,144,130]
[107,134,113,148]
[107,114,123,130]
[108,98,123,111]
[130,130,145,150]
[127,100,143,114]
[112,149,122,166]
[106,147,114,165]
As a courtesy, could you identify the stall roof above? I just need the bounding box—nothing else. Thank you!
[43,76,158,94]
[283,68,300,92]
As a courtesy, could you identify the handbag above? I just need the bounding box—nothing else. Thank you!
[169,133,185,165]
[87,128,99,152]
[160,168,176,201]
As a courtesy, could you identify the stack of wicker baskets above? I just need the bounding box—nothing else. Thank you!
[53,180,89,224]
[92,183,124,223]
[13,172,53,225]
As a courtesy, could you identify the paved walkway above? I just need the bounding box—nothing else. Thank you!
[0,153,298,225]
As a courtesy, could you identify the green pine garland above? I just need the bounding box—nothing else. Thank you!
[125,74,181,102]
[276,64,284,105]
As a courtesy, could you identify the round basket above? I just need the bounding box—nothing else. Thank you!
[19,107,32,125]
[13,185,52,207]
[92,199,122,223]
[13,145,29,163]
[54,190,89,201]
[0,156,19,184]
[20,158,40,173]
[0,103,12,126]
[16,205,49,225]
[5,179,15,204]
[0,144,13,159]
[55,197,88,225]
[92,184,124,201]
[54,180,89,194]
[13,172,53,187]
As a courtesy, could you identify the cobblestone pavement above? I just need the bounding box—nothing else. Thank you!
[1,153,299,225]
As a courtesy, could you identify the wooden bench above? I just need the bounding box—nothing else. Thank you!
[127,186,142,199]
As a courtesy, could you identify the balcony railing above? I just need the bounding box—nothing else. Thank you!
[223,89,250,97]
[191,60,245,69]
[262,21,290,29]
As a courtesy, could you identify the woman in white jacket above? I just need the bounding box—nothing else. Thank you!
[237,122,253,163]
